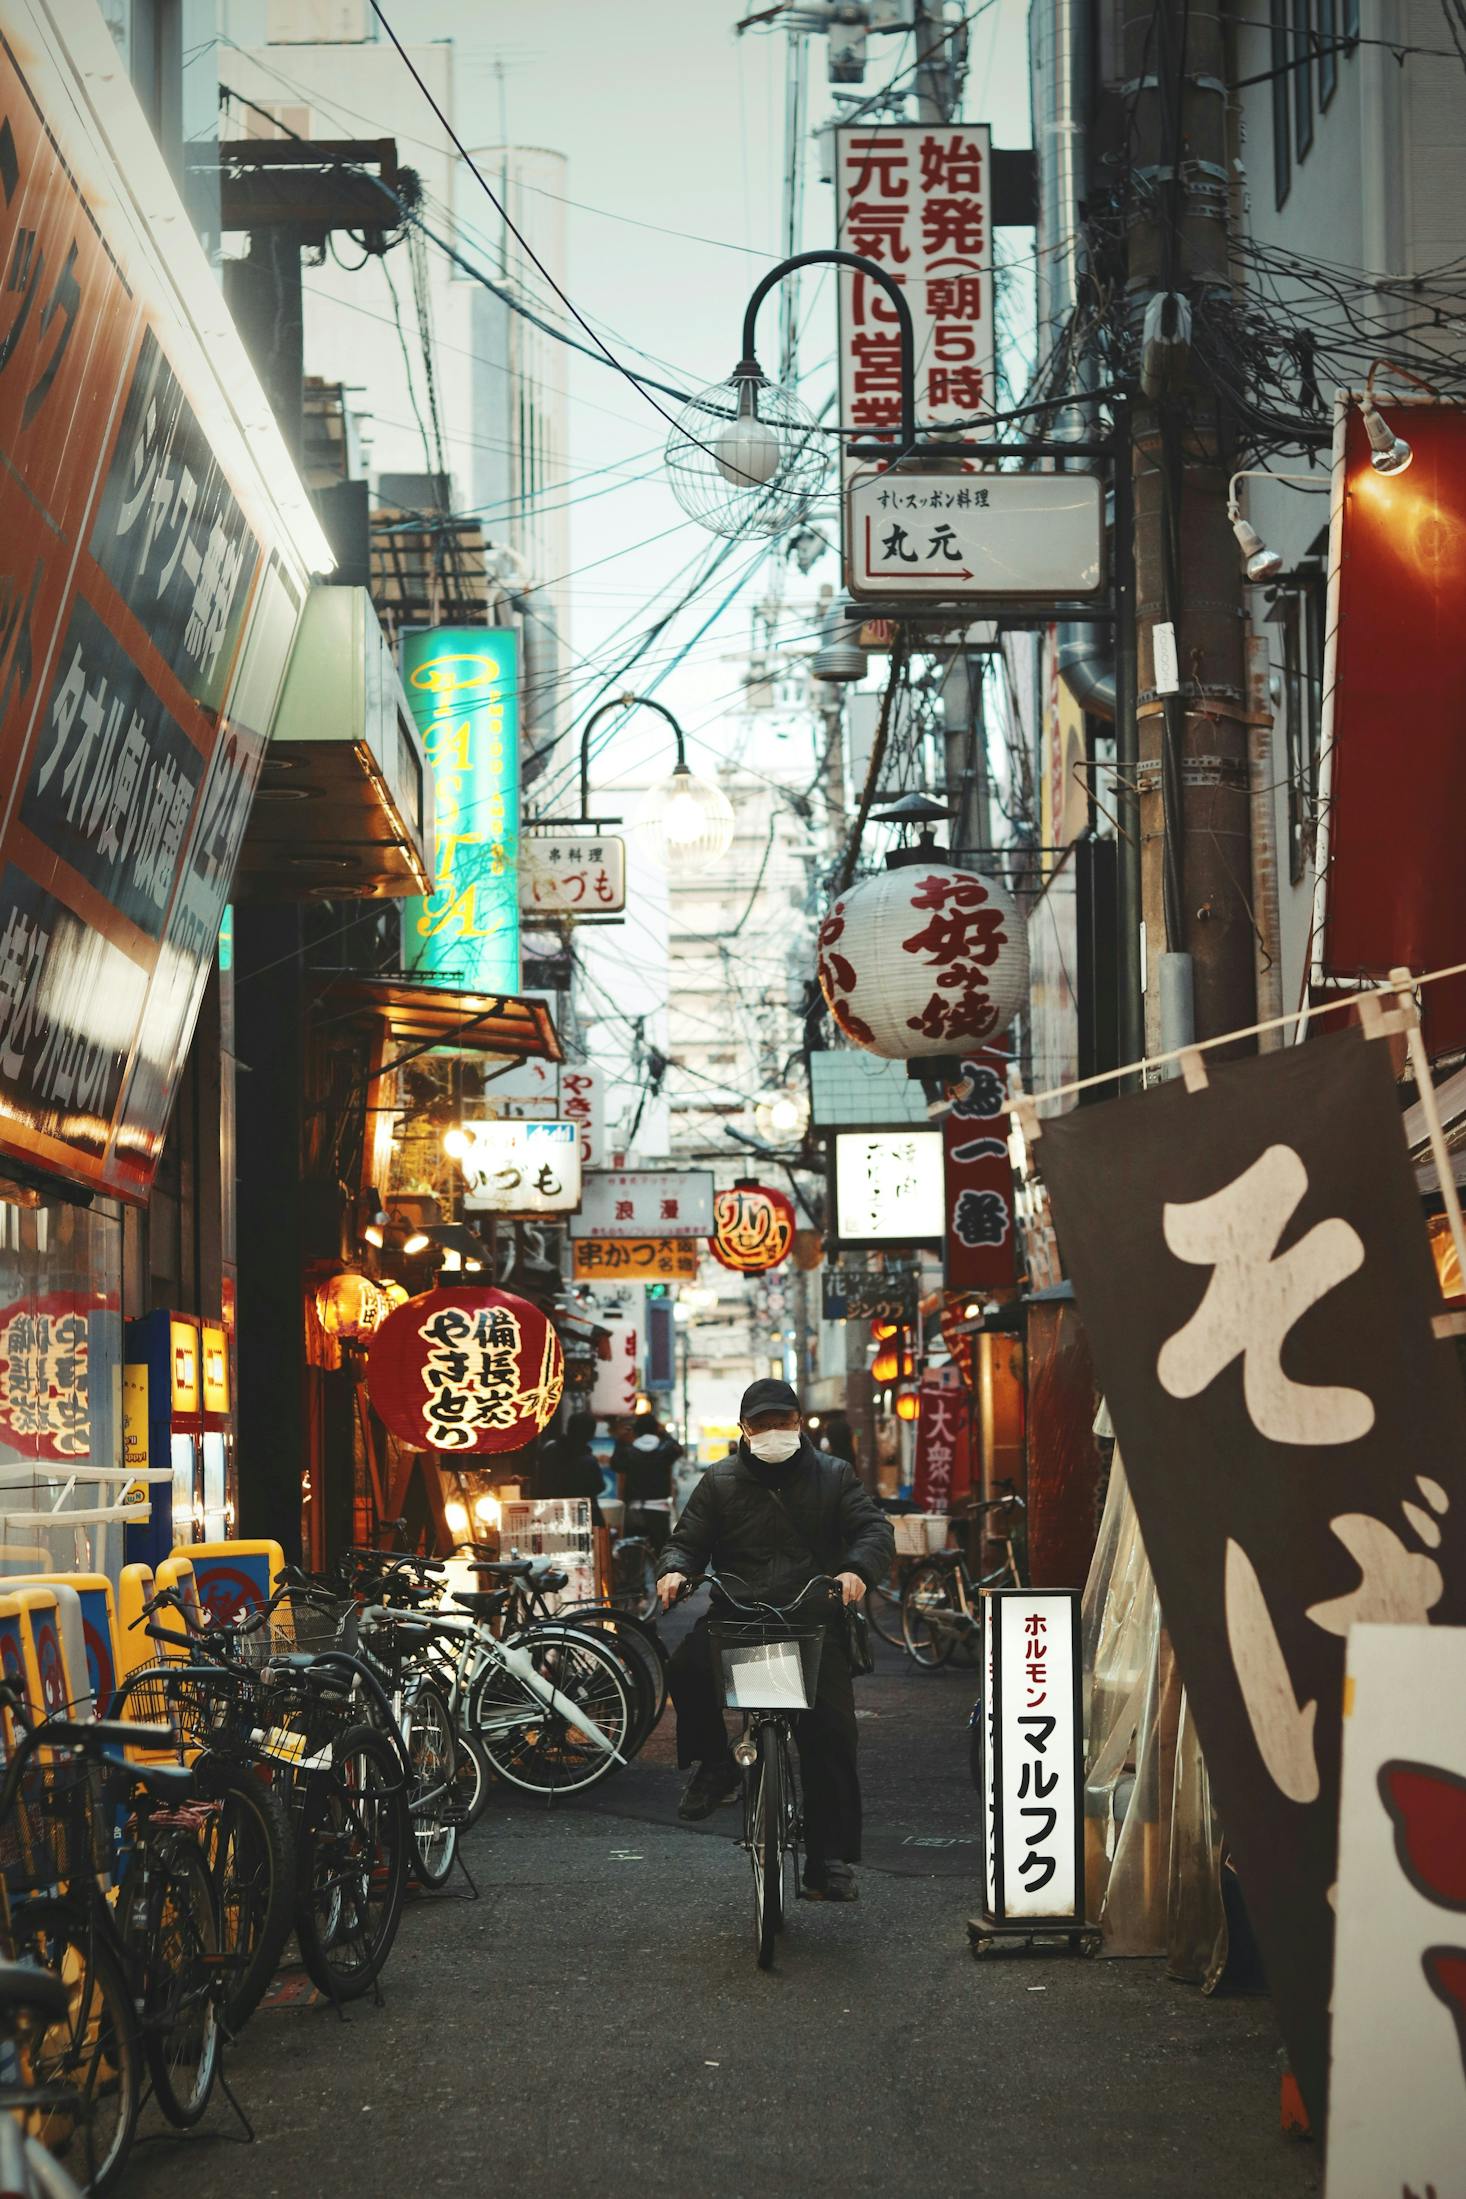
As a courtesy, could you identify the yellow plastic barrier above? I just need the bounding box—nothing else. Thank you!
[177,1540,287,1627]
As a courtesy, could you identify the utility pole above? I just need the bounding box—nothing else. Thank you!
[1123,0,1256,1054]
[913,0,954,124]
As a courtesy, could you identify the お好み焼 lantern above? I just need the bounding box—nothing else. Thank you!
[366,1285,564,1454]
[817,864,1027,1058]
[708,1181,796,1273]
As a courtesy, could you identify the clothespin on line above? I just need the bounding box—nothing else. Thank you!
[1381,965,1466,1343]
[1178,1047,1209,1092]
[1012,1092,1043,1148]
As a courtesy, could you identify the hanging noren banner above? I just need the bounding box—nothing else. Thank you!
[1036,1027,1466,2131]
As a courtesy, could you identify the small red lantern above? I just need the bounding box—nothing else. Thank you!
[708,1180,796,1274]
[365,1285,564,1455]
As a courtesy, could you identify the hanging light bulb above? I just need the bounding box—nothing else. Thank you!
[634,762,735,871]
[444,1498,470,1541]
[713,378,783,487]
[1228,503,1284,582]
[443,1126,472,1161]
[1358,396,1413,476]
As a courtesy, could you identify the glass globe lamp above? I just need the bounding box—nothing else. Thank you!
[665,368,828,539]
[634,762,735,871]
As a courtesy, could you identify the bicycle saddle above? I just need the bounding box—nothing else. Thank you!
[472,1559,533,1579]
[124,1760,195,1804]
[451,1590,509,1620]
[0,1958,70,2027]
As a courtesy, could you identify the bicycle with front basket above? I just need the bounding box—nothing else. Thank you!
[676,1573,839,1970]
[900,1485,1028,1670]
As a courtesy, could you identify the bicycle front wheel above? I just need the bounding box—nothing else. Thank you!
[609,1539,658,1621]
[140,1839,221,2127]
[296,1725,408,2002]
[901,1561,960,1669]
[865,1579,905,1648]
[471,1629,631,1796]
[9,1898,140,2194]
[750,1727,784,1969]
[404,1678,459,1887]
[194,1756,295,2033]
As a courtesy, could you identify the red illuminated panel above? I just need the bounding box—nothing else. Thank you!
[1326,404,1466,1051]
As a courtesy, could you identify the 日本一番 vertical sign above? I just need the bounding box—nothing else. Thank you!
[835,123,994,481]
[1036,1027,1466,2126]
[943,1049,1016,1294]
[401,628,520,993]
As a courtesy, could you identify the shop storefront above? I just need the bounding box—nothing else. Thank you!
[0,0,329,1573]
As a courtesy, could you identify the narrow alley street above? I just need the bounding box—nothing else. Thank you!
[133,1630,1317,2199]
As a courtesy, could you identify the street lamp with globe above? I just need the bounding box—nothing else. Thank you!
[574,692,734,873]
[665,248,927,541]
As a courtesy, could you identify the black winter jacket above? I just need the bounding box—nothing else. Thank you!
[656,1437,894,1609]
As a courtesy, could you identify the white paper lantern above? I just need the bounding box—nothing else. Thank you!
[816,863,1028,1059]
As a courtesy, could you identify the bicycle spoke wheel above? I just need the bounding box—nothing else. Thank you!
[901,1561,959,1668]
[12,1898,141,2194]
[610,1541,658,1620]
[751,1728,783,1969]
[195,1760,294,2033]
[558,1605,668,1726]
[141,1840,221,2128]
[471,1629,631,1797]
[404,1680,458,1888]
[296,1725,407,2002]
[453,1727,491,1831]
[525,1616,656,1754]
[864,1581,905,1649]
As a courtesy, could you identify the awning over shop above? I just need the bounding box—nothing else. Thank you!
[237,587,434,900]
[327,979,563,1066]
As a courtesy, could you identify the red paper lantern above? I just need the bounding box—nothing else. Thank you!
[365,1285,564,1455]
[817,864,1027,1058]
[708,1181,796,1274]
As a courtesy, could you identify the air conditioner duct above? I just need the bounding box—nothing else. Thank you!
[811,599,867,683]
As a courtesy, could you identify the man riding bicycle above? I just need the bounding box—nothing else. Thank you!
[657,1377,895,1904]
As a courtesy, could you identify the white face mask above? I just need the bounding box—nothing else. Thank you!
[746,1427,801,1465]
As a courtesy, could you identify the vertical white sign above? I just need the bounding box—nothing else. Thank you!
[1327,1623,1466,2199]
[992,1590,1080,1922]
[835,122,994,483]
[588,1286,645,1418]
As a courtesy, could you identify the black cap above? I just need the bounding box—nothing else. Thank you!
[740,1377,800,1421]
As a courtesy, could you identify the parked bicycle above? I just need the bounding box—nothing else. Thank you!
[900,1486,1028,1670]
[0,1684,225,2193]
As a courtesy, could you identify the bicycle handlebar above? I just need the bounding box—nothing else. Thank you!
[669,1571,841,1619]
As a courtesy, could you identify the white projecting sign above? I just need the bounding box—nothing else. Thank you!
[560,1065,604,1168]
[832,1130,945,1246]
[520,832,626,916]
[1326,1623,1466,2199]
[458,1121,580,1214]
[846,470,1104,602]
[979,1589,1083,1928]
[587,1285,646,1417]
[836,122,994,482]
[571,1170,715,1240]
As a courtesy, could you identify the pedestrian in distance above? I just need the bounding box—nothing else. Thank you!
[612,1411,683,1552]
[656,1376,895,1903]
[534,1408,605,1526]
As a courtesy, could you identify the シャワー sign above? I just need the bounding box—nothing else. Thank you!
[835,123,994,480]
[0,7,322,1201]
[976,1589,1085,1934]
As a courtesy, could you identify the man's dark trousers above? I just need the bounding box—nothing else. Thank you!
[666,1614,862,1865]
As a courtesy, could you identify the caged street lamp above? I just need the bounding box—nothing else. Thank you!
[575,693,734,872]
[666,249,933,541]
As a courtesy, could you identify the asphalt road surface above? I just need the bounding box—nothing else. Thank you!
[129,1622,1321,2199]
